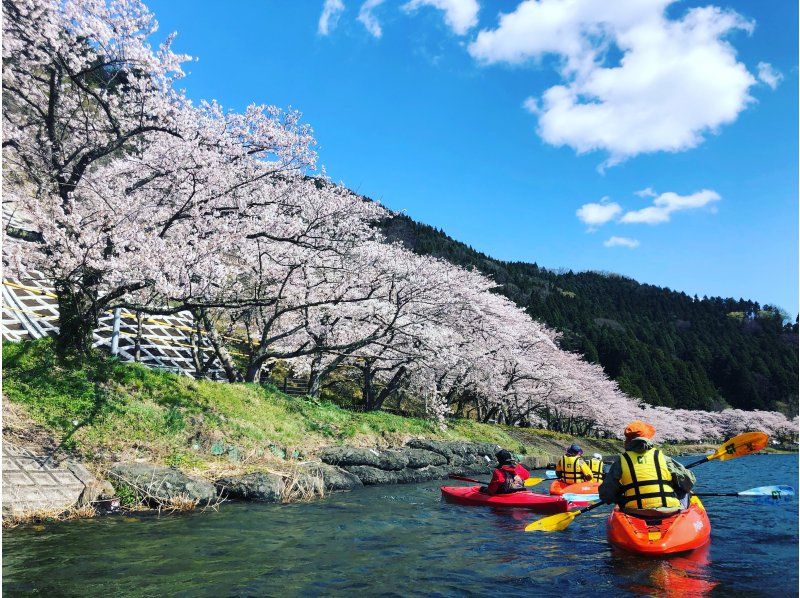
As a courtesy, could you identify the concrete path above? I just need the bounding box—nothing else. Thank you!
[2,443,86,516]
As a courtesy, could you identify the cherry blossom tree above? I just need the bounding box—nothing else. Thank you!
[4,0,792,443]
[3,0,316,359]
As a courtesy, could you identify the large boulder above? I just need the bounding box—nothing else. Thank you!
[214,472,284,503]
[395,465,452,484]
[109,463,216,506]
[404,439,495,474]
[64,461,115,506]
[404,448,447,469]
[405,439,496,461]
[342,465,401,485]
[317,447,409,471]
[299,462,363,492]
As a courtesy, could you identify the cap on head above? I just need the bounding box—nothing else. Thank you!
[495,449,515,465]
[624,421,656,442]
[592,453,603,460]
[566,444,582,456]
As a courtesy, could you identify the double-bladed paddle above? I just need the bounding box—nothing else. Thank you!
[524,431,770,533]
[695,485,794,498]
[447,473,546,488]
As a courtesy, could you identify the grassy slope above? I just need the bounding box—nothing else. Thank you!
[3,339,623,478]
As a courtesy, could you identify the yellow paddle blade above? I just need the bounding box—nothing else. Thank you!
[523,477,545,487]
[524,510,580,533]
[711,431,769,462]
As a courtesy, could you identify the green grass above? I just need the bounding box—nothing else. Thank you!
[3,338,566,474]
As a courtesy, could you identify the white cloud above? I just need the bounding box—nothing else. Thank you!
[359,0,386,38]
[468,0,757,166]
[576,198,622,230]
[635,187,657,199]
[402,0,480,35]
[621,189,720,225]
[757,62,783,90]
[604,236,640,248]
[318,0,346,36]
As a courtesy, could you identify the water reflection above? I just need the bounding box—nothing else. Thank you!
[610,543,718,597]
[3,456,797,596]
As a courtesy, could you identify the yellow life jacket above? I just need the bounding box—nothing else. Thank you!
[558,455,587,484]
[618,448,680,510]
[588,457,605,481]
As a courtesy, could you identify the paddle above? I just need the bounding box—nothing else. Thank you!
[562,493,600,502]
[695,485,794,498]
[447,473,546,487]
[525,431,769,533]
[684,431,769,468]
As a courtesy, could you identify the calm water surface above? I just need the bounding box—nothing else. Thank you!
[3,455,797,597]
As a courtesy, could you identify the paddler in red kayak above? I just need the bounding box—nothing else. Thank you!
[599,421,696,518]
[486,449,530,495]
[555,443,593,484]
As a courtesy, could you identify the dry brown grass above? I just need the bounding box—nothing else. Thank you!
[160,494,199,513]
[104,467,226,515]
[2,398,64,458]
[2,504,97,529]
[279,465,325,503]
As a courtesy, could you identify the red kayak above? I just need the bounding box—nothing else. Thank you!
[549,479,600,496]
[606,496,711,555]
[441,486,587,513]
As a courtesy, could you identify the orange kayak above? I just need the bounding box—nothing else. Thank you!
[606,496,711,555]
[549,479,600,495]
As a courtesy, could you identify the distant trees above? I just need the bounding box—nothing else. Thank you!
[380,214,798,417]
[3,0,795,443]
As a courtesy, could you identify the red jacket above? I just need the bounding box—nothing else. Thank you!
[487,463,530,495]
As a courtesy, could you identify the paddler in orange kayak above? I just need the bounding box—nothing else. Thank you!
[487,449,530,495]
[599,421,696,518]
[555,444,593,484]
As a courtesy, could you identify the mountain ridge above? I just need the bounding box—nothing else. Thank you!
[378,212,798,417]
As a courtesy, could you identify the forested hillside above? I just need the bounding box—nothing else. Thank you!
[380,214,798,416]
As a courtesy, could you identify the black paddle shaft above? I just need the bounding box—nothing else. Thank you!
[693,492,740,497]
[582,449,711,513]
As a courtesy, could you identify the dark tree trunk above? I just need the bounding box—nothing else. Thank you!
[372,366,407,411]
[362,363,373,410]
[54,280,98,362]
[191,319,204,376]
[245,361,262,384]
[199,309,243,382]
[307,352,324,397]
[133,312,143,362]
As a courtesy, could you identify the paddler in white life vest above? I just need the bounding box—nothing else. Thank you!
[555,444,593,484]
[587,452,606,482]
[599,421,696,518]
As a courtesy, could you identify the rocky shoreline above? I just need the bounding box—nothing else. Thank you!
[4,439,545,523]
[9,436,786,525]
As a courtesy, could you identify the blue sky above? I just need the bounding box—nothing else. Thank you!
[149,0,797,314]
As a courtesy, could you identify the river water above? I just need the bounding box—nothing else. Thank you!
[3,454,797,597]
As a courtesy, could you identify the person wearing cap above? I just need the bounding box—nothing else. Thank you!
[486,449,530,495]
[599,421,695,517]
[587,453,606,482]
[555,443,593,484]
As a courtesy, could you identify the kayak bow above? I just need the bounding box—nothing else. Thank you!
[440,486,588,513]
[549,479,601,496]
[606,496,711,555]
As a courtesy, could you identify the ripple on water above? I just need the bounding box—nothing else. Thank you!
[2,455,797,597]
